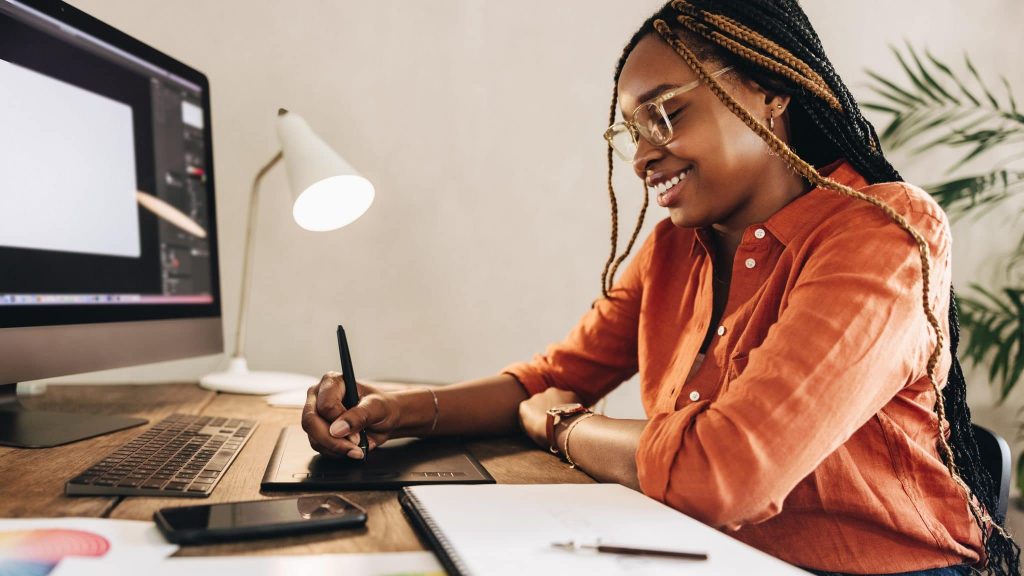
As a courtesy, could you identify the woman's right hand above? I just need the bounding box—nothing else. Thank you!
[301,371,403,460]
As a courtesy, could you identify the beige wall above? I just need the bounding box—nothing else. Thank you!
[47,1,1024,453]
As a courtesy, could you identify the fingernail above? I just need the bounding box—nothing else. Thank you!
[368,438,377,450]
[330,420,350,438]
[347,448,364,460]
[347,433,360,444]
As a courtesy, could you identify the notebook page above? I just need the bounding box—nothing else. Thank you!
[406,484,807,576]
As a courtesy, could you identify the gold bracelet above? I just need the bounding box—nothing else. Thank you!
[425,387,439,434]
[563,412,596,469]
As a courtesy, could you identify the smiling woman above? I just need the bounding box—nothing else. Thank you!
[301,2,1020,575]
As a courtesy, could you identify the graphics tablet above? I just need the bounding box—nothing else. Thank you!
[261,425,495,491]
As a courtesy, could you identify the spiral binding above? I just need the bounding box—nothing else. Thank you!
[401,488,472,576]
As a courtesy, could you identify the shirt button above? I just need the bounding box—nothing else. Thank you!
[716,325,726,336]
[754,228,766,239]
[689,391,701,402]
[745,258,756,269]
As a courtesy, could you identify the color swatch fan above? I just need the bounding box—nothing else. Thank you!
[0,529,110,576]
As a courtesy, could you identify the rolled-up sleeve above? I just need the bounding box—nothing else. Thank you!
[501,226,658,405]
[637,206,951,529]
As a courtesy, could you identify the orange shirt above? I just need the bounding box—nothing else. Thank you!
[502,160,983,573]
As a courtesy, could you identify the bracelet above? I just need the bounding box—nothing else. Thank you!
[563,413,596,469]
[425,387,439,434]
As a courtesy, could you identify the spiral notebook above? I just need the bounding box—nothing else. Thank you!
[399,484,807,576]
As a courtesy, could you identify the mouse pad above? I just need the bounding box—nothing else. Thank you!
[261,425,495,491]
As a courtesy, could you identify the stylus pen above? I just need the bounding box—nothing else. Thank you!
[336,325,369,457]
[551,541,707,561]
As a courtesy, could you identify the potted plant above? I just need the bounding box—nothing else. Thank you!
[864,43,1024,492]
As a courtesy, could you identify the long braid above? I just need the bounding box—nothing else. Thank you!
[601,13,667,298]
[601,95,620,298]
[602,85,651,298]
[603,1,1019,573]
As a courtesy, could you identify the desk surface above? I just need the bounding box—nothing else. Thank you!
[1,383,593,557]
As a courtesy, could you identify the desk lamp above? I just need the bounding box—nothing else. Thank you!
[199,109,374,394]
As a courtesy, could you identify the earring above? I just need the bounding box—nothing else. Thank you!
[767,113,777,157]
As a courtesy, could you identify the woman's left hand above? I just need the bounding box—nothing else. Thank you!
[517,387,583,449]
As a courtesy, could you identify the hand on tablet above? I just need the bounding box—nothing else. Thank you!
[301,372,401,460]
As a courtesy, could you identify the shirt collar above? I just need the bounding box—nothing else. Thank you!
[688,157,872,254]
[688,158,869,256]
[763,158,868,246]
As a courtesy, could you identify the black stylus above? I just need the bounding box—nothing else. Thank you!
[336,324,369,456]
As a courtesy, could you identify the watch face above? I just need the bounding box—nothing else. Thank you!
[549,403,584,416]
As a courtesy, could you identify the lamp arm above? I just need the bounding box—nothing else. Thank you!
[233,150,284,359]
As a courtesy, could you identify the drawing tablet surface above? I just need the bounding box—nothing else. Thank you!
[261,425,495,491]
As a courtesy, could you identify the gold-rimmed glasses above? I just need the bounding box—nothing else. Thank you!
[604,65,734,162]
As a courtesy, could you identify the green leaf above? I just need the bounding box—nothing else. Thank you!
[924,170,1024,216]
[861,102,902,115]
[892,43,942,104]
[959,284,1024,403]
[926,49,981,106]
[1004,75,1020,116]
[908,42,958,104]
[965,53,1001,109]
[866,69,928,107]
[881,113,908,144]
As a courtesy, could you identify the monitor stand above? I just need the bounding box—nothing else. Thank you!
[0,383,147,448]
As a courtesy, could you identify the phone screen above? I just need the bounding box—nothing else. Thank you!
[159,494,363,531]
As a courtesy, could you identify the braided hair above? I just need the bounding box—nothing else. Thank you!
[601,2,1020,574]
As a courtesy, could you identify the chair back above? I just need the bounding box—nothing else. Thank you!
[971,423,1011,522]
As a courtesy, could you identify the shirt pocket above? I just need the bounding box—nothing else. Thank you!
[719,353,749,397]
[725,353,749,382]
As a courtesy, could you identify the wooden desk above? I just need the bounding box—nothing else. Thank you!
[0,383,593,556]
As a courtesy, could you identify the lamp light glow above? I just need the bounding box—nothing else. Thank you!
[293,174,374,232]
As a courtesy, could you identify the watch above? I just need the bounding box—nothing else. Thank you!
[545,403,591,455]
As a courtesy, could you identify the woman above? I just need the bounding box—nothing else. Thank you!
[301,1,1019,574]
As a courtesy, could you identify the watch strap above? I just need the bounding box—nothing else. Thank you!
[546,411,560,454]
[545,404,590,455]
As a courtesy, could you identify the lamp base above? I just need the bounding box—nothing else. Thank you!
[199,357,317,395]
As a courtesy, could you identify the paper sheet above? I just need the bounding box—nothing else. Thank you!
[53,552,443,576]
[405,484,808,576]
[0,517,177,576]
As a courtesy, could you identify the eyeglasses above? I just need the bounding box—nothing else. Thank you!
[604,66,734,162]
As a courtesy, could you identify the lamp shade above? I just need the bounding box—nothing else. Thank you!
[275,109,374,231]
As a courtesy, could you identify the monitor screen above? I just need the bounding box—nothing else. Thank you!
[0,0,221,329]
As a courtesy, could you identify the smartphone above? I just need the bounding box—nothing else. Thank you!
[153,494,367,545]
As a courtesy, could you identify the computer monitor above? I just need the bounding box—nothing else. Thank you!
[0,0,223,447]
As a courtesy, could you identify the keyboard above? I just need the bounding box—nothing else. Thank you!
[65,413,257,497]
